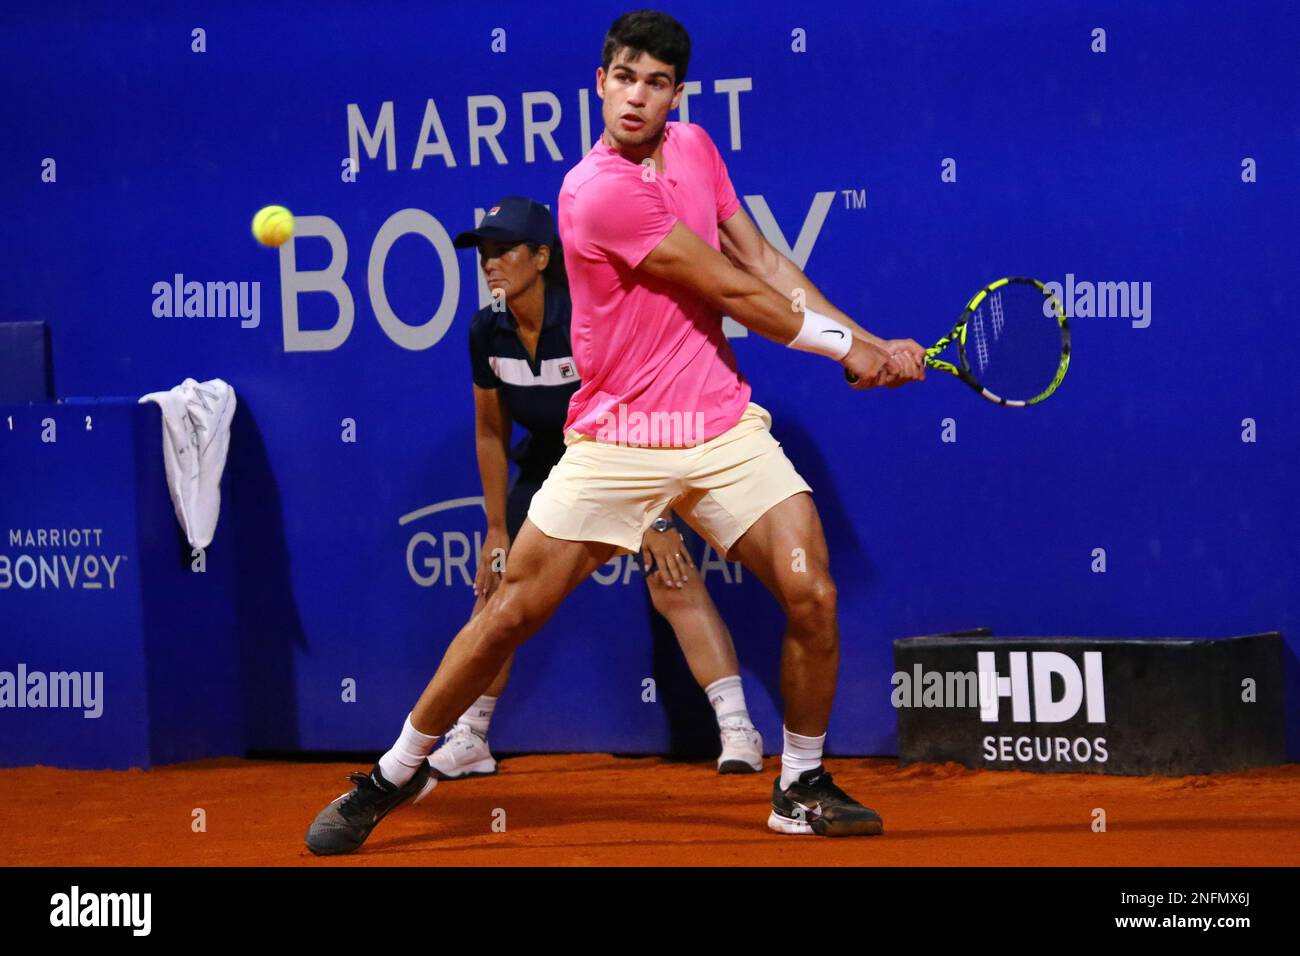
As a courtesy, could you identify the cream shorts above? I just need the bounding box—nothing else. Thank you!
[527,401,813,557]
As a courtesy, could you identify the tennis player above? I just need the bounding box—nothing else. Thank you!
[306,9,924,855]
[429,194,764,779]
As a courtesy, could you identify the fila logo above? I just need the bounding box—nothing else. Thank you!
[977,651,1105,724]
[558,361,576,379]
[486,206,500,216]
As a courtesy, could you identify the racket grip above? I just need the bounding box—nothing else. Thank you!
[844,369,858,385]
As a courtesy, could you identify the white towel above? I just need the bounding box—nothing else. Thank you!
[138,378,237,549]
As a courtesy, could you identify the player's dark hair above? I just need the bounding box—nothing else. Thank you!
[602,10,691,86]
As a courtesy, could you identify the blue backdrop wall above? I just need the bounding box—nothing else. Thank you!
[2,1,1297,760]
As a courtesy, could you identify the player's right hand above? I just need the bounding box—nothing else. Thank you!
[474,527,511,600]
[840,337,892,389]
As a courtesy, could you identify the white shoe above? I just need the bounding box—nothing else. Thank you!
[717,717,763,773]
[427,722,497,780]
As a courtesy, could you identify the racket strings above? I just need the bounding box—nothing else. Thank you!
[972,305,990,373]
[961,281,1066,403]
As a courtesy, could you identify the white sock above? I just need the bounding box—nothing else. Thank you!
[459,695,498,738]
[704,675,752,725]
[780,726,825,790]
[378,714,438,786]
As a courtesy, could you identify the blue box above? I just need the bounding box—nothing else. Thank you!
[0,400,241,768]
[0,322,52,402]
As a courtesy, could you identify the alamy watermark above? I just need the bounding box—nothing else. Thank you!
[152,273,260,328]
[50,886,150,935]
[1042,273,1151,328]
[594,404,708,447]
[0,664,103,718]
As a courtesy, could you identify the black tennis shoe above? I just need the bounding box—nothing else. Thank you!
[768,766,883,836]
[305,760,436,856]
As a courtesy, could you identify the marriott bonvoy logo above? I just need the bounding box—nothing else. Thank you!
[1,527,127,590]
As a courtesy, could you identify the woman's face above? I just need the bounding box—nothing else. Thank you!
[479,238,547,302]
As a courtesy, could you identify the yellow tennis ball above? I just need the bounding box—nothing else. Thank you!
[252,205,294,247]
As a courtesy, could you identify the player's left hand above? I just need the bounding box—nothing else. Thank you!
[641,522,694,589]
[881,338,926,386]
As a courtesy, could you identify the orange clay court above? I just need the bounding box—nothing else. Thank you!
[3,755,1298,867]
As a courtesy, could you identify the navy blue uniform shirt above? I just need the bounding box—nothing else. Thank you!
[468,283,581,478]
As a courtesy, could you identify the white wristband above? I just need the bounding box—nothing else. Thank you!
[788,308,853,361]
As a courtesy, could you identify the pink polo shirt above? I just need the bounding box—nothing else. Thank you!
[558,121,751,447]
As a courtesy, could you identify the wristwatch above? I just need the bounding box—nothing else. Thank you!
[651,517,672,533]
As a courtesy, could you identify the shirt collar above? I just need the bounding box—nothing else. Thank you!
[594,122,675,176]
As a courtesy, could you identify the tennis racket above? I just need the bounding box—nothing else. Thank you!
[846,277,1071,407]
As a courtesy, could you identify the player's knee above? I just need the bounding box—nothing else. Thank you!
[485,591,538,647]
[785,572,837,630]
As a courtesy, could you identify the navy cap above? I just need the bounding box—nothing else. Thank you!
[453,196,556,248]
